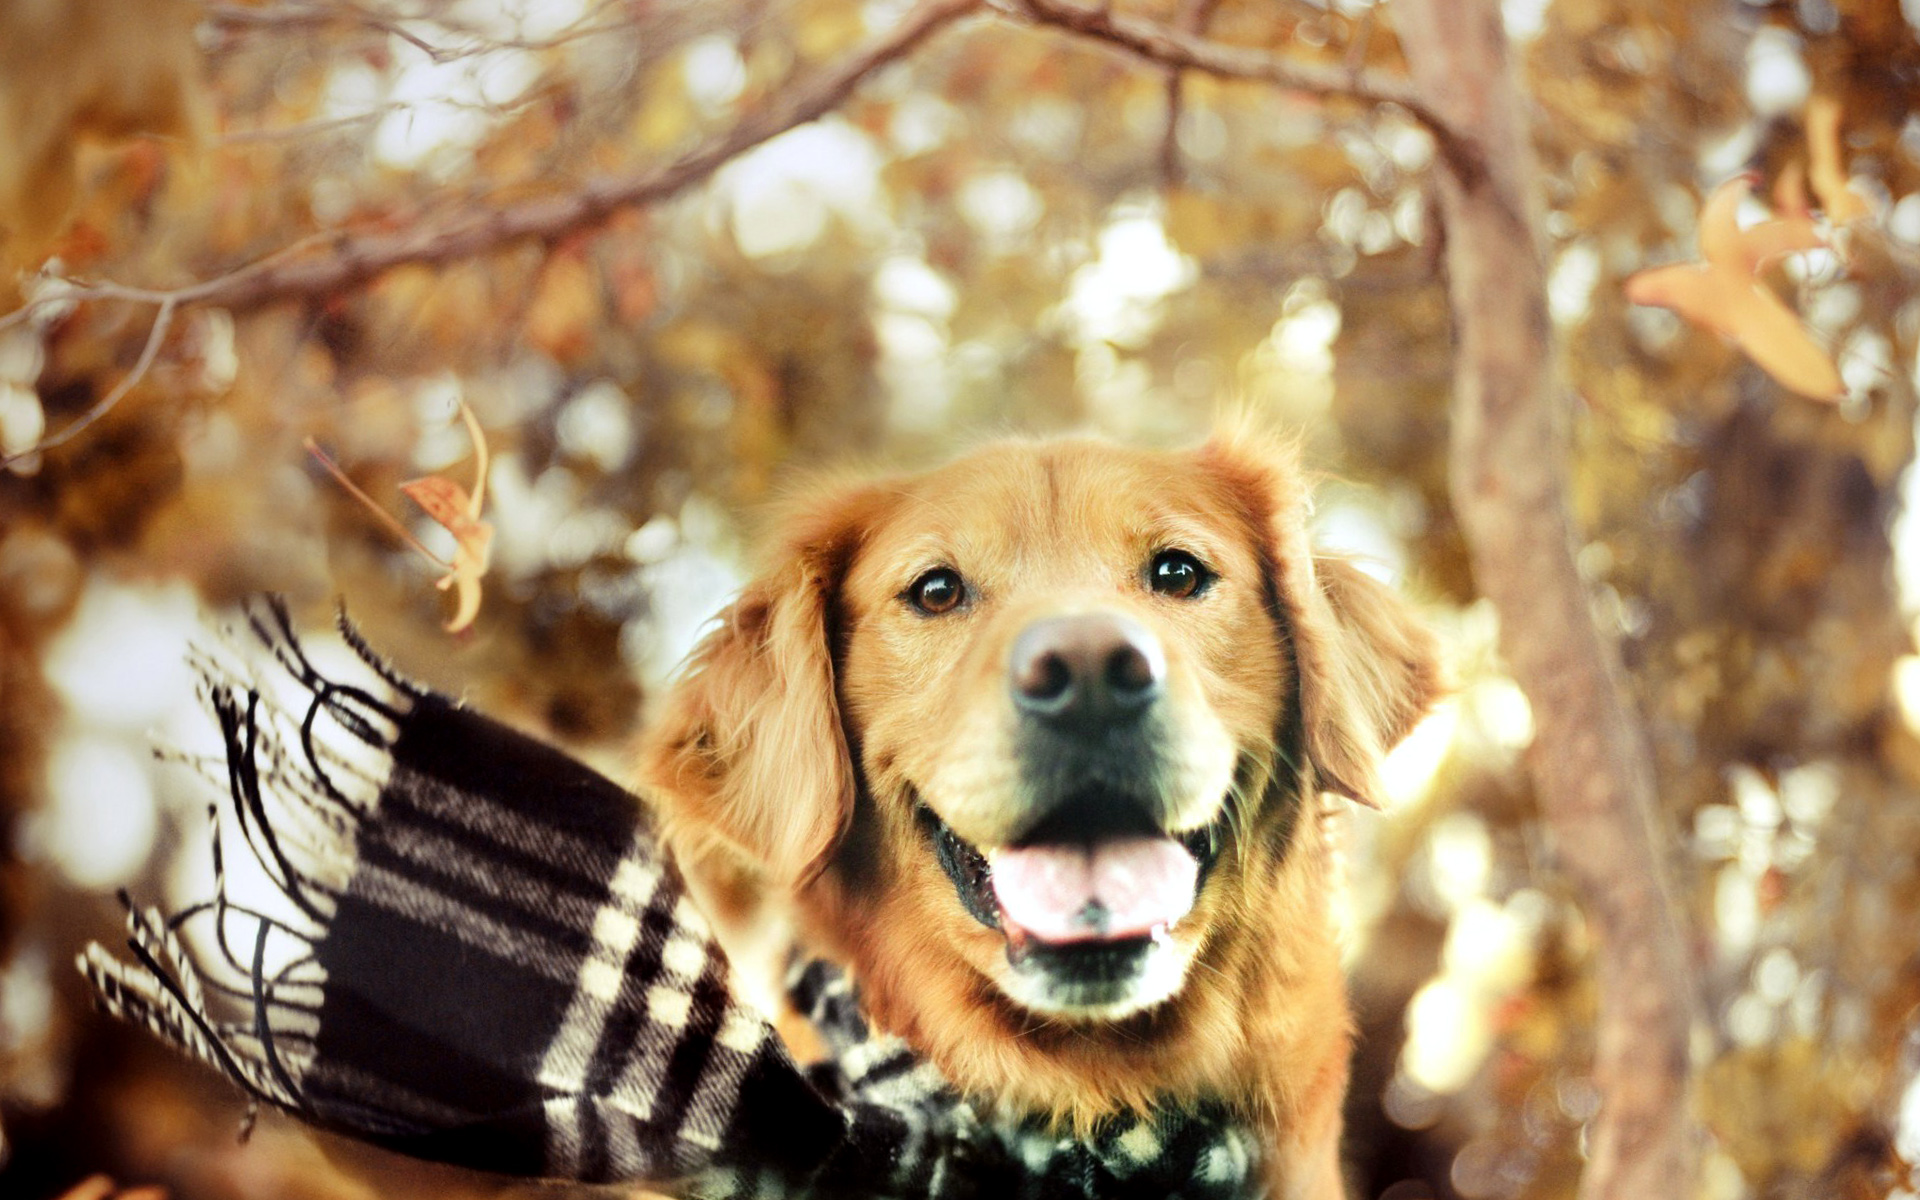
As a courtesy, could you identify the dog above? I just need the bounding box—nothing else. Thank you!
[638,425,1443,1200]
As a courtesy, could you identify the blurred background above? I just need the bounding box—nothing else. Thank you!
[2,0,1919,1197]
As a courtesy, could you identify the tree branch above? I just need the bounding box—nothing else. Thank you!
[1,299,175,470]
[219,0,977,310]
[0,0,980,464]
[24,0,979,322]
[1391,3,1700,1200]
[993,0,1467,159]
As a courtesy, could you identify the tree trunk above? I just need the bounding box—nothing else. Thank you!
[1391,3,1700,1198]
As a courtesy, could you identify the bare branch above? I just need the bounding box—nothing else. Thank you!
[0,229,349,336]
[213,90,550,147]
[202,0,634,63]
[42,0,979,320]
[0,0,979,464]
[1392,3,1700,1200]
[213,105,403,146]
[993,0,1465,155]
[2,299,177,470]
[59,0,1444,333]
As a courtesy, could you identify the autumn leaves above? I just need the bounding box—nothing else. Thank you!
[1625,97,1874,404]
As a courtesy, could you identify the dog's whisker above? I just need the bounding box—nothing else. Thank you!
[1179,954,1236,996]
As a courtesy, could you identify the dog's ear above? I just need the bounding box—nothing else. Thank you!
[1200,426,1445,809]
[638,481,890,886]
[1295,554,1445,808]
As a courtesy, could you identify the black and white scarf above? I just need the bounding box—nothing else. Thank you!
[80,600,1265,1199]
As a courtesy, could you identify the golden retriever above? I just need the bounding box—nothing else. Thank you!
[638,425,1442,1199]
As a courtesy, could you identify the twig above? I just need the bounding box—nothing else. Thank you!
[1,300,177,469]
[991,0,1470,168]
[207,71,565,147]
[1158,0,1223,186]
[213,95,541,147]
[2,229,346,330]
[303,438,449,568]
[1392,3,1700,1200]
[214,107,395,145]
[0,228,362,463]
[460,400,488,515]
[203,0,633,64]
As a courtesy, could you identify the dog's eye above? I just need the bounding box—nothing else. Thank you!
[1148,549,1211,599]
[907,567,966,615]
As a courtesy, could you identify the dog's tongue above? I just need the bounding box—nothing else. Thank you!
[990,837,1198,944]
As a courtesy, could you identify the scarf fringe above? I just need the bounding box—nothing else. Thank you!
[78,597,413,1121]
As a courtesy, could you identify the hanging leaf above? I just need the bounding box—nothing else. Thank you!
[306,401,494,632]
[1624,176,1844,403]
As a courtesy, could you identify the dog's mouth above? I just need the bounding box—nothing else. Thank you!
[917,790,1224,953]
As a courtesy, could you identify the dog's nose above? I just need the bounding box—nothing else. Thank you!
[1010,613,1166,731]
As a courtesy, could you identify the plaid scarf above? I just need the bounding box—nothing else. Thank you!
[79,600,1267,1199]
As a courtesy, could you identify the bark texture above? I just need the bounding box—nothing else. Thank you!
[1392,3,1700,1198]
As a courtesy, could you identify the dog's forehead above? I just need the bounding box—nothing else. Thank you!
[846,440,1256,588]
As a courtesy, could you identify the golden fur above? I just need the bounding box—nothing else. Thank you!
[638,427,1443,1199]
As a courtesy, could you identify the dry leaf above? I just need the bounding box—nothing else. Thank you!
[0,0,205,273]
[1625,177,1844,403]
[306,401,494,632]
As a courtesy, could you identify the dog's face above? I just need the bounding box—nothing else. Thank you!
[641,428,1440,1115]
[833,441,1291,1018]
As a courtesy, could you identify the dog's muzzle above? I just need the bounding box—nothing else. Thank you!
[918,792,1225,1012]
[918,611,1228,1013]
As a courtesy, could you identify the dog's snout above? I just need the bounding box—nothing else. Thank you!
[1010,613,1166,730]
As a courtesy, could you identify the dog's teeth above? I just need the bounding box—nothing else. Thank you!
[1001,920,1033,964]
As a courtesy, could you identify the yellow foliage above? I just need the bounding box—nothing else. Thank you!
[1698,1039,1874,1182]
[0,0,205,275]
[525,251,604,363]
